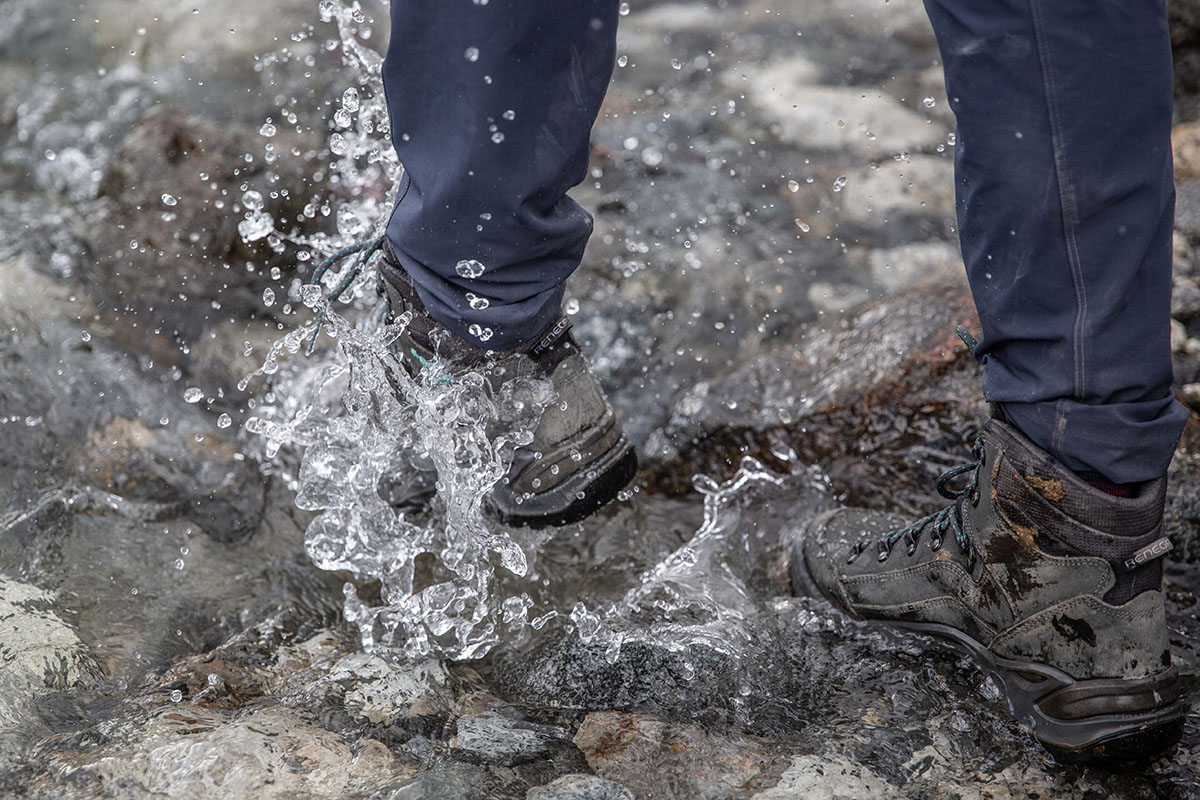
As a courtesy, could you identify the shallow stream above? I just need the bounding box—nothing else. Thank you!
[3,1,1200,798]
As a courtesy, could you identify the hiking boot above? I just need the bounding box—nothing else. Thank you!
[791,413,1183,762]
[379,245,637,528]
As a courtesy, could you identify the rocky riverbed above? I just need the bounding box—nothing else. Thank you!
[4,1,1200,798]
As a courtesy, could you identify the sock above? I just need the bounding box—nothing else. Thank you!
[1077,470,1135,498]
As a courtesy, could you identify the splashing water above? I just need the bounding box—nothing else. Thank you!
[238,0,813,667]
[569,456,790,664]
[236,0,558,661]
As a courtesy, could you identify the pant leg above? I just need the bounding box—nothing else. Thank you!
[922,0,1189,484]
[382,0,618,350]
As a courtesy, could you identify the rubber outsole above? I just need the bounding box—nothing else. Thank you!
[789,522,1185,764]
[492,444,637,528]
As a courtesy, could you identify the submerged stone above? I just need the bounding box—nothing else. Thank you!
[453,709,572,767]
[526,773,634,800]
[573,711,772,800]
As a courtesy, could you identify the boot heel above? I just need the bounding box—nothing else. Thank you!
[1022,667,1186,763]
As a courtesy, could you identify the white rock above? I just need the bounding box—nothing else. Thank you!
[837,155,954,224]
[862,240,966,293]
[0,578,99,730]
[751,753,901,799]
[744,72,940,156]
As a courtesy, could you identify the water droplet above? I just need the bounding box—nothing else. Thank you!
[617,54,628,67]
[502,109,515,121]
[170,689,183,702]
[301,284,325,307]
[242,190,264,212]
[464,47,480,62]
[263,287,276,307]
[217,413,232,429]
[465,292,490,310]
[183,388,204,403]
[832,175,848,192]
[619,2,630,15]
[259,121,277,137]
[80,330,92,342]
[923,96,936,108]
[173,558,185,570]
[795,219,811,233]
[329,133,347,155]
[491,131,505,144]
[161,193,178,207]
[786,179,799,193]
[564,298,580,315]
[455,259,486,279]
[468,323,493,342]
[342,87,360,112]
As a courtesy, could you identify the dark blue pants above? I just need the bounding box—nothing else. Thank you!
[383,0,1188,483]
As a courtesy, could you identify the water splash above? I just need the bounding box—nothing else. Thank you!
[237,0,564,661]
[570,456,790,664]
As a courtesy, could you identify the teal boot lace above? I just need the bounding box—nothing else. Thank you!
[847,436,985,572]
[303,234,387,354]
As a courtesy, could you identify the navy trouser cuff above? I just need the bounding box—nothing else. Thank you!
[998,397,1189,485]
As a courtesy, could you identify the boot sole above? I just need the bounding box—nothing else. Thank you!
[490,441,637,528]
[789,529,1185,764]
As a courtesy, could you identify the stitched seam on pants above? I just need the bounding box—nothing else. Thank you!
[1029,0,1088,402]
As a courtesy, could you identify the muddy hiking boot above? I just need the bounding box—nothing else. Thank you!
[792,412,1183,763]
[377,245,637,528]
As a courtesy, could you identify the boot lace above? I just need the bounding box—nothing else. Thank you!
[303,234,387,354]
[846,436,984,572]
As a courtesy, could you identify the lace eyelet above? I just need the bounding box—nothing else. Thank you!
[906,540,918,556]
[929,536,943,552]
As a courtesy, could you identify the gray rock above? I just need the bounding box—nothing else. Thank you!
[837,156,955,228]
[750,754,900,800]
[573,712,770,800]
[862,240,966,294]
[745,79,940,157]
[48,707,412,799]
[326,654,451,726]
[454,710,571,767]
[0,578,101,739]
[645,285,984,506]
[527,774,634,800]
[88,106,326,341]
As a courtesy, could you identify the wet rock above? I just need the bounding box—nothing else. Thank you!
[749,754,900,800]
[1175,181,1200,241]
[88,106,326,342]
[453,710,573,767]
[858,240,965,294]
[0,578,102,732]
[806,281,872,315]
[326,654,451,726]
[1175,120,1200,181]
[837,156,955,231]
[386,761,521,800]
[51,706,413,799]
[527,773,634,800]
[573,711,772,800]
[645,284,984,512]
[744,78,940,158]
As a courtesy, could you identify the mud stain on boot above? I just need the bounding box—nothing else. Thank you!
[1051,615,1097,648]
[1025,474,1065,503]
